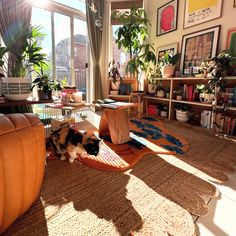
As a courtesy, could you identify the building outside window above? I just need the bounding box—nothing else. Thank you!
[31,0,88,98]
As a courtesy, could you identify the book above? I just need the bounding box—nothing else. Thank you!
[100,102,136,109]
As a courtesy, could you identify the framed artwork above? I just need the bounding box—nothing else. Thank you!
[156,0,178,36]
[226,28,236,56]
[180,25,220,76]
[184,0,222,28]
[156,43,179,63]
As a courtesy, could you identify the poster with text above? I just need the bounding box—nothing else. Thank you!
[184,0,222,28]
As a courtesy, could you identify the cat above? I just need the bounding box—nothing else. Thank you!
[48,126,101,163]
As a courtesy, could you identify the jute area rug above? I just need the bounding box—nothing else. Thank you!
[3,119,236,236]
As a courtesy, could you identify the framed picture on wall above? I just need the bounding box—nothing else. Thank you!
[156,0,178,36]
[180,25,220,76]
[156,43,179,63]
[226,28,236,56]
[184,0,222,28]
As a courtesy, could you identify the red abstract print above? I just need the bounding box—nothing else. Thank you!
[160,5,174,32]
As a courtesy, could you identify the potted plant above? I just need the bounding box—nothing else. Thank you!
[108,60,122,92]
[156,81,165,98]
[165,87,170,99]
[196,84,214,104]
[173,90,183,101]
[160,104,168,118]
[175,103,191,123]
[31,64,62,100]
[112,7,156,90]
[147,64,162,94]
[159,52,181,78]
[0,25,47,101]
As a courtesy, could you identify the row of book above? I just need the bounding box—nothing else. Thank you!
[177,84,198,101]
[201,110,236,136]
[218,87,236,106]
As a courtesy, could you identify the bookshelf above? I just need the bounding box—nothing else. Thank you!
[145,76,236,137]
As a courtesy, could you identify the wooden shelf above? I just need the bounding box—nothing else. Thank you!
[108,95,130,99]
[172,99,212,107]
[145,96,170,102]
[216,106,236,111]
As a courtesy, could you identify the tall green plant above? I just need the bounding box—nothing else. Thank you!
[3,25,47,77]
[112,8,156,76]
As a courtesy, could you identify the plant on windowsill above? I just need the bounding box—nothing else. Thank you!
[159,52,181,78]
[0,25,47,101]
[31,64,62,100]
[111,7,156,90]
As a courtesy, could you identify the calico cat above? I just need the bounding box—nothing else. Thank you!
[48,126,101,163]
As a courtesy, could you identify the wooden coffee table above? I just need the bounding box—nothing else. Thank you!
[98,102,137,144]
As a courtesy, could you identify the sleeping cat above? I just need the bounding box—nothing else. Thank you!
[48,126,101,163]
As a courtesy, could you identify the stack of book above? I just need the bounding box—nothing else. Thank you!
[0,96,5,104]
[214,113,236,136]
[200,110,236,136]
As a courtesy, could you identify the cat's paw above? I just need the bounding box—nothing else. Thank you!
[60,155,66,161]
[69,157,75,163]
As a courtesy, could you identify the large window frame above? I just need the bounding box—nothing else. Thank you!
[32,0,89,94]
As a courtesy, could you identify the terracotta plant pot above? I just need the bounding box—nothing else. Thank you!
[111,81,120,91]
[161,65,175,78]
[148,83,157,94]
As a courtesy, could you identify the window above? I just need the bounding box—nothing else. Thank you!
[31,0,88,97]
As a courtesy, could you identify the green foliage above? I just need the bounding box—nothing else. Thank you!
[206,50,236,91]
[3,25,47,77]
[108,60,122,83]
[31,63,62,92]
[160,52,181,66]
[147,64,162,83]
[175,103,191,112]
[196,84,213,94]
[112,7,156,75]
[0,46,8,68]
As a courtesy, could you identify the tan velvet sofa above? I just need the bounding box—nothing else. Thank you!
[0,113,46,233]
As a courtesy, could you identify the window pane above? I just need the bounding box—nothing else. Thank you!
[54,13,72,85]
[52,0,86,13]
[112,25,128,78]
[74,18,87,96]
[31,7,52,64]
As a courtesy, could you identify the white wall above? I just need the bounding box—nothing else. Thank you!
[147,0,236,55]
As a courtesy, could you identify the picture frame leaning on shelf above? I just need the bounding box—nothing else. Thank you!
[180,25,221,76]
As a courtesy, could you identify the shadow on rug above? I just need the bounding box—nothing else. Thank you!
[4,156,217,235]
